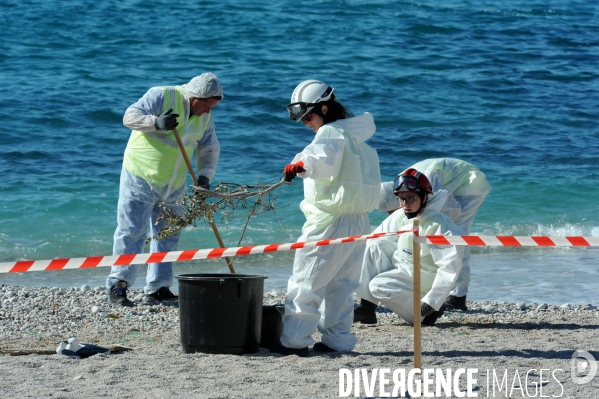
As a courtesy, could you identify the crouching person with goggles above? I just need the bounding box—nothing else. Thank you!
[354,169,466,326]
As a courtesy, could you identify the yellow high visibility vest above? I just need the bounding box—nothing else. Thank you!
[123,87,211,189]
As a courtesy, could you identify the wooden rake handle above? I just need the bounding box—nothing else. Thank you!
[172,127,235,273]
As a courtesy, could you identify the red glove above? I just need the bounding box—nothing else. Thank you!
[283,161,305,182]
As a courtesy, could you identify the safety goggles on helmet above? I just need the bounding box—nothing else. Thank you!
[286,86,334,122]
[287,102,321,122]
[393,175,422,192]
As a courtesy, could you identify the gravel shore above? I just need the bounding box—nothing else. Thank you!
[1,284,598,398]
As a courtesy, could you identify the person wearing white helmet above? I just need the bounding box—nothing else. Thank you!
[354,168,467,326]
[106,73,223,307]
[270,80,381,356]
[366,158,491,318]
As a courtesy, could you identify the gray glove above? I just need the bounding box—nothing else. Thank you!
[420,302,435,317]
[155,109,179,131]
[196,175,210,190]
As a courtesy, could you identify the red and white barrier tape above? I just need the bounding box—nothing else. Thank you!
[413,235,599,247]
[2,231,597,274]
[0,230,413,274]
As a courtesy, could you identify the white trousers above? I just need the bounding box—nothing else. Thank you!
[280,213,370,351]
[356,239,437,325]
[450,194,487,297]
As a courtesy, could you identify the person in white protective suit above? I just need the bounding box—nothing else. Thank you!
[370,158,491,314]
[106,73,223,307]
[354,168,467,326]
[269,80,381,356]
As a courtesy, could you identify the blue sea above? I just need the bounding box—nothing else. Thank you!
[1,0,598,305]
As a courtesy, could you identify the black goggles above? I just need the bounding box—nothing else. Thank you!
[286,102,320,122]
[393,174,421,192]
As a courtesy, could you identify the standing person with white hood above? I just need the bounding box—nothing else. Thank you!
[270,80,381,356]
[106,73,223,307]
[355,168,466,326]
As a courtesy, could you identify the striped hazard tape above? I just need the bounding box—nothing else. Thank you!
[1,231,597,274]
[413,235,599,247]
[0,230,413,274]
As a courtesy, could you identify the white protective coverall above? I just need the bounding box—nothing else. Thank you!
[356,189,466,324]
[376,158,491,296]
[280,112,381,351]
[409,158,491,297]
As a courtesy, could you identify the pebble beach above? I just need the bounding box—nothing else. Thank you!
[1,284,598,398]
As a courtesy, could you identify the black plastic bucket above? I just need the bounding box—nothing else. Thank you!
[177,273,267,355]
[260,304,285,348]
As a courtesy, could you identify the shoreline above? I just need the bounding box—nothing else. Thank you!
[1,284,598,398]
[2,246,598,306]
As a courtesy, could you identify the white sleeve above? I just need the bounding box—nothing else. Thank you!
[291,126,345,180]
[421,221,465,310]
[122,88,165,132]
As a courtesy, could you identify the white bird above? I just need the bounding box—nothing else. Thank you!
[56,341,81,359]
[65,337,83,352]
[63,337,110,358]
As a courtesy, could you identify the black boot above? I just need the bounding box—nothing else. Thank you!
[109,281,134,307]
[313,342,337,353]
[444,295,468,311]
[422,304,446,326]
[270,343,309,357]
[144,287,178,304]
[353,299,377,324]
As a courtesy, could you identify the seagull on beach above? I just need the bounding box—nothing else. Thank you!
[56,337,110,359]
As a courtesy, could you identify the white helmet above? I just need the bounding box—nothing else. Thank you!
[286,80,334,122]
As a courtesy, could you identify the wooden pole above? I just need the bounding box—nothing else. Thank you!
[413,218,421,370]
[172,128,235,273]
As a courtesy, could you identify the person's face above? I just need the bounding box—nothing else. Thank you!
[190,97,220,116]
[301,105,327,132]
[396,191,422,214]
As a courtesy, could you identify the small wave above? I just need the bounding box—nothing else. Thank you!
[475,221,599,237]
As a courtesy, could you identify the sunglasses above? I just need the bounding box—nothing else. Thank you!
[393,174,421,192]
[398,194,418,205]
[301,112,315,123]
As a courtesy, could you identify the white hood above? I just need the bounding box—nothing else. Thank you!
[418,189,450,221]
[329,112,375,142]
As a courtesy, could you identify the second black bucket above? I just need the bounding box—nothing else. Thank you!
[260,304,285,348]
[177,273,267,355]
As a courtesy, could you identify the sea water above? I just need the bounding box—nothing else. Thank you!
[1,0,598,304]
